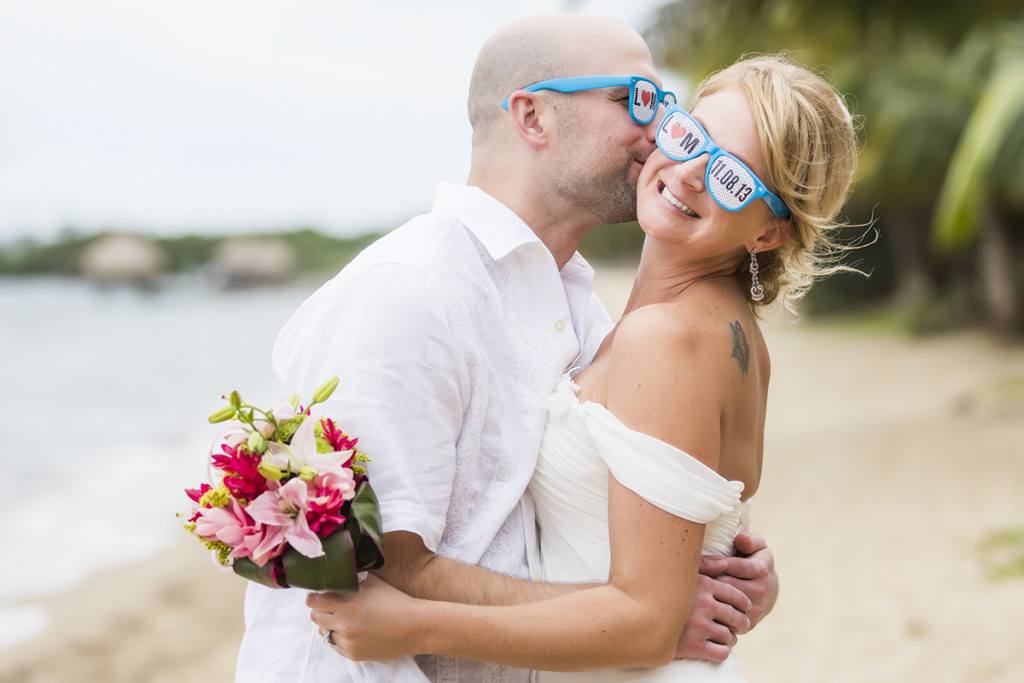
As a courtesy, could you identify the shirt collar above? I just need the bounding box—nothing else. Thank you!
[432,182,596,286]
[433,182,598,348]
[432,182,545,262]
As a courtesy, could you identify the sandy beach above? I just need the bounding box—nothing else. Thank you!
[3,267,1023,683]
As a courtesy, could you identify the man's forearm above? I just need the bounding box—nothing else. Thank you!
[374,531,595,606]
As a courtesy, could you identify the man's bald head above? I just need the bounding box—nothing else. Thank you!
[467,14,650,146]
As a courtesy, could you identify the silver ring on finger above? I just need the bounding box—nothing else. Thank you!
[323,629,334,646]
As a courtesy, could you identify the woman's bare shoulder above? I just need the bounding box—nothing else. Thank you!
[611,287,749,368]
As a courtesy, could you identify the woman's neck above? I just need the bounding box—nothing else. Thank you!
[622,242,743,314]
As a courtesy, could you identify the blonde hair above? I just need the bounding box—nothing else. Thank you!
[692,54,860,309]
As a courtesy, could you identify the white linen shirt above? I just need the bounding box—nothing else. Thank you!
[235,183,613,683]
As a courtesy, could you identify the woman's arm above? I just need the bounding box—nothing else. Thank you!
[309,306,733,670]
[311,482,706,670]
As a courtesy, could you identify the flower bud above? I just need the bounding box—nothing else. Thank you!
[208,405,237,423]
[229,390,242,408]
[298,466,317,482]
[247,431,267,454]
[312,376,340,404]
[257,460,285,481]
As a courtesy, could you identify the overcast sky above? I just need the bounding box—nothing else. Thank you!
[0,0,684,243]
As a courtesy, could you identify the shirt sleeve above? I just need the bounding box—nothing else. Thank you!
[271,260,467,552]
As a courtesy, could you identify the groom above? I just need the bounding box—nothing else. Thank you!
[236,13,777,682]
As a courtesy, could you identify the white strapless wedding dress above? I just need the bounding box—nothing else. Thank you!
[529,374,751,682]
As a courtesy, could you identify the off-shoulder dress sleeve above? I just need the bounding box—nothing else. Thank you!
[580,401,744,523]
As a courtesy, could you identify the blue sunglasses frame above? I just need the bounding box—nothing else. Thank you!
[501,76,676,125]
[656,104,790,218]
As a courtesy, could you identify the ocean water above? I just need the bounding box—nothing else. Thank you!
[0,276,323,650]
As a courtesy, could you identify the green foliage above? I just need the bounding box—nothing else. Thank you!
[934,27,1024,251]
[980,527,1024,581]
[645,0,1024,331]
[801,224,894,315]
[0,228,386,279]
[157,234,220,273]
[992,376,1024,402]
[577,221,644,264]
[850,39,980,203]
[272,228,381,273]
[648,0,1022,82]
[0,231,97,276]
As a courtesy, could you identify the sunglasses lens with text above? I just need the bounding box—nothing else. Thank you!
[631,80,661,124]
[657,110,705,160]
[706,155,758,211]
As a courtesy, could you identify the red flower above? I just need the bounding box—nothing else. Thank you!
[185,482,213,505]
[320,418,360,467]
[305,478,352,537]
[184,483,214,522]
[306,506,347,537]
[212,443,269,502]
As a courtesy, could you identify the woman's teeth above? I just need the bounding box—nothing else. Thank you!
[661,186,699,217]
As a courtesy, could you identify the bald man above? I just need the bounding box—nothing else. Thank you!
[236,14,777,683]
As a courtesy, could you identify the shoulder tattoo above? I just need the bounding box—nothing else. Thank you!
[729,321,750,378]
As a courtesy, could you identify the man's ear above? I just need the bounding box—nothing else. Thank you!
[748,218,792,254]
[504,91,551,148]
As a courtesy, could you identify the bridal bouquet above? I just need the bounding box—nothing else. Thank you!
[182,377,384,592]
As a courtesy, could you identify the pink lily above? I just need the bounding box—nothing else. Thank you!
[313,466,356,504]
[193,499,259,555]
[246,478,323,561]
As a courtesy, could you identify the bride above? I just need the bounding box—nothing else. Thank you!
[308,53,858,680]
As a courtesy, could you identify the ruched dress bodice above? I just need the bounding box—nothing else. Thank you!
[528,374,751,682]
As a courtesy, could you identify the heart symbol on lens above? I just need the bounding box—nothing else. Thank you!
[670,122,688,139]
[641,90,652,107]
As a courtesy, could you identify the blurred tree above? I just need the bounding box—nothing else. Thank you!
[0,229,384,280]
[849,29,998,312]
[646,0,1020,74]
[933,21,1024,330]
[646,0,1024,332]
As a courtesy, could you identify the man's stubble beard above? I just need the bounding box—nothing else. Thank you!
[550,106,640,227]
[552,161,639,226]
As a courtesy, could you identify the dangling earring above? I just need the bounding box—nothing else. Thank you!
[749,249,765,302]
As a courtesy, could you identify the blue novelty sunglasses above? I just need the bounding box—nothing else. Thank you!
[656,104,790,218]
[501,76,676,125]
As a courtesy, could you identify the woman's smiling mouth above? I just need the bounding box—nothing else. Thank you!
[659,183,700,218]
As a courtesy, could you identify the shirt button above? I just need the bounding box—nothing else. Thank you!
[533,244,547,259]
[554,320,566,333]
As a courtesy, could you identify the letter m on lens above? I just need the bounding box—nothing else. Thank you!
[677,132,699,156]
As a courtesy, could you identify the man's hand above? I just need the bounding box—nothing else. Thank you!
[703,531,778,632]
[673,531,779,662]
[673,572,751,662]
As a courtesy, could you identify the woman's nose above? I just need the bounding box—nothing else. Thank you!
[671,153,708,192]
